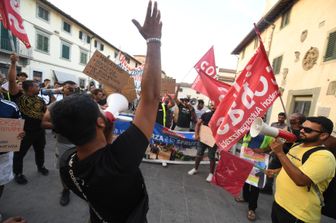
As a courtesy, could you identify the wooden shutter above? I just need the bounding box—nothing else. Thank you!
[325,31,336,61]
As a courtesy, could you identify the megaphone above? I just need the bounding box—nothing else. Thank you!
[250,117,297,142]
[104,93,132,122]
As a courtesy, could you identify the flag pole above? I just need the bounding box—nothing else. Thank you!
[180,66,196,82]
[253,23,292,131]
[8,30,16,53]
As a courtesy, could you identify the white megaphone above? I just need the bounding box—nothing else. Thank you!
[104,93,133,122]
[250,117,297,142]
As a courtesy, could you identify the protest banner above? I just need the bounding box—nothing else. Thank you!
[0,118,24,152]
[104,77,136,102]
[161,78,176,95]
[114,117,203,163]
[209,33,279,152]
[199,125,216,147]
[240,147,269,188]
[83,50,129,92]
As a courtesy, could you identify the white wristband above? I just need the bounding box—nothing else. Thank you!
[146,38,161,45]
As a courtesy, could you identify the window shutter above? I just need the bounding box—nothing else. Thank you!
[100,44,104,51]
[79,31,83,39]
[94,40,97,48]
[87,36,91,44]
[325,32,336,60]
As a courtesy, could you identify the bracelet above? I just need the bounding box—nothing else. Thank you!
[146,37,161,45]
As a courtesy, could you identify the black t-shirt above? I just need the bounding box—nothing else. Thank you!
[12,92,46,131]
[60,123,149,223]
[176,103,192,128]
[201,111,214,126]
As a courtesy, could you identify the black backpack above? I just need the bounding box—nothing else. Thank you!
[302,146,336,219]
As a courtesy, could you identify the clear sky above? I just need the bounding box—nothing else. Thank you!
[48,0,265,83]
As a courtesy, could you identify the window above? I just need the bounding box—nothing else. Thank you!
[63,21,71,33]
[33,71,43,82]
[94,40,104,51]
[272,55,283,75]
[37,5,49,21]
[324,31,336,61]
[293,96,312,117]
[36,30,50,53]
[79,31,91,44]
[80,51,88,64]
[100,44,104,51]
[280,9,291,29]
[61,41,71,60]
[94,40,97,48]
[79,78,86,89]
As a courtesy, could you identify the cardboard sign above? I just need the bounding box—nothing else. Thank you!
[104,77,136,102]
[0,118,25,152]
[161,78,176,95]
[200,125,216,147]
[83,50,129,92]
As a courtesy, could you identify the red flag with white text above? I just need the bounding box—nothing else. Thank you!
[0,0,31,48]
[192,46,217,94]
[208,32,279,152]
[192,70,231,106]
[212,151,253,197]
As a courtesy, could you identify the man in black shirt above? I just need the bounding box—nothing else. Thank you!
[8,55,49,185]
[51,2,162,222]
[188,103,217,182]
[173,85,196,131]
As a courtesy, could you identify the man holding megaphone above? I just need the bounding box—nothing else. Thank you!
[49,1,162,222]
[267,116,335,223]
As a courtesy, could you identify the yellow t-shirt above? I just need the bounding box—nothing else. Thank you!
[275,144,336,223]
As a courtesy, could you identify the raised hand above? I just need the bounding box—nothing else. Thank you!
[10,53,18,65]
[132,1,162,40]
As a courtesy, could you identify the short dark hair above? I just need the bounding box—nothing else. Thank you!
[43,79,50,82]
[92,89,103,95]
[198,99,204,104]
[22,80,35,92]
[278,112,286,117]
[62,80,77,86]
[50,94,100,146]
[17,72,28,78]
[306,116,334,134]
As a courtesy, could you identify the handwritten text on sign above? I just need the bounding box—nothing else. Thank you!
[0,118,25,152]
[83,50,129,92]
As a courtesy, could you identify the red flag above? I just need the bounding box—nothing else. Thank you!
[0,0,31,48]
[212,151,253,197]
[192,47,216,93]
[192,71,231,106]
[209,31,279,152]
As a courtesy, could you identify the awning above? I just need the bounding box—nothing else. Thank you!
[53,70,79,84]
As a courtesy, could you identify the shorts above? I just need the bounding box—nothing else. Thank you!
[55,141,75,169]
[0,152,14,185]
[197,142,217,160]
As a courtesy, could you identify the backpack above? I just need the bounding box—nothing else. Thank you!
[302,146,336,219]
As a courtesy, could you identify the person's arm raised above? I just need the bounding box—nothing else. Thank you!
[132,1,162,140]
[8,54,20,95]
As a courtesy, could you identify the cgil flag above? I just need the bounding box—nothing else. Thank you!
[0,0,31,48]
[191,46,231,105]
[209,29,280,152]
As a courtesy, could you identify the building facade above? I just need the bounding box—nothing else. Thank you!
[232,0,336,132]
[0,0,142,89]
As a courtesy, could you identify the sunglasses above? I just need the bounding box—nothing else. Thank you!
[301,126,323,134]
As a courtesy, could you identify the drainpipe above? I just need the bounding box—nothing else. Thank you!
[263,19,275,57]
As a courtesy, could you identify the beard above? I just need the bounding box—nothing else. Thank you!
[300,133,320,143]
